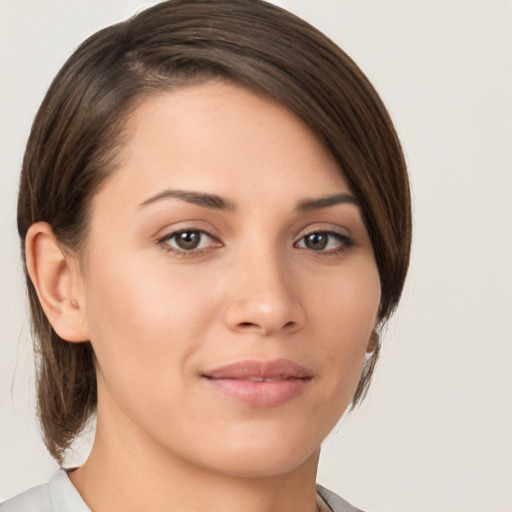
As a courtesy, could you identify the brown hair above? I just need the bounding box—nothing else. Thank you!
[17,0,411,464]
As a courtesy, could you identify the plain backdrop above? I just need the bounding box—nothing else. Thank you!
[1,1,511,510]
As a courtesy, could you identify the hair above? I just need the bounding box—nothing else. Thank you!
[17,0,411,464]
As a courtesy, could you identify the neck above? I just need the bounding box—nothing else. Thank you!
[69,390,320,512]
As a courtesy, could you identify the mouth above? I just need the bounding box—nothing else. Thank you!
[201,359,312,408]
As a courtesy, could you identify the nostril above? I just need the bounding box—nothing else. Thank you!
[236,320,297,332]
[239,322,256,328]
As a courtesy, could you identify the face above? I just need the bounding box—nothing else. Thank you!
[75,81,380,478]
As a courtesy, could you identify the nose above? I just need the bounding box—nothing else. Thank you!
[222,251,305,336]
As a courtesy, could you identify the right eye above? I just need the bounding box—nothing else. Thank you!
[159,229,218,253]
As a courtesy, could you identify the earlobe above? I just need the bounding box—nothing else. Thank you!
[25,222,89,342]
[366,329,379,354]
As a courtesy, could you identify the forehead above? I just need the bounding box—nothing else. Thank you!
[95,81,351,213]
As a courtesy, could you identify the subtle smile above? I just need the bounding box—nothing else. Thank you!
[201,359,312,408]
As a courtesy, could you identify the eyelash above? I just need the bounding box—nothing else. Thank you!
[294,230,354,255]
[157,229,354,257]
[158,229,220,257]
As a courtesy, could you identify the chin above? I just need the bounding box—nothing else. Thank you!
[196,443,320,479]
[170,420,324,479]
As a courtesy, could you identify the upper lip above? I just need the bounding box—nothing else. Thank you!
[202,359,312,381]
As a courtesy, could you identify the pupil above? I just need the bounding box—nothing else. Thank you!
[305,233,327,250]
[177,231,200,250]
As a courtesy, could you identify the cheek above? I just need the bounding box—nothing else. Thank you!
[81,254,218,407]
[308,257,380,340]
[307,261,380,396]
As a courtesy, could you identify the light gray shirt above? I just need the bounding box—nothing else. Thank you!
[0,470,363,512]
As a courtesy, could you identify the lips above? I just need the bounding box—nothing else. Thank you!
[201,359,312,408]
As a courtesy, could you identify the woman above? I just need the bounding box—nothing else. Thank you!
[1,0,411,511]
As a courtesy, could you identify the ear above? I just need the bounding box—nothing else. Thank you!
[366,329,379,354]
[25,222,89,342]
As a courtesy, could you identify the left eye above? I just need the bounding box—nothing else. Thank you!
[160,230,215,251]
[295,231,349,252]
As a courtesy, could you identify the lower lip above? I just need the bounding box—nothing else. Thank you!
[203,378,310,408]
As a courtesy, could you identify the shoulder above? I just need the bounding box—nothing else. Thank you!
[0,482,51,512]
[317,484,365,512]
[0,470,90,512]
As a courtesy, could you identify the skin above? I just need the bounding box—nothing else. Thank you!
[28,81,380,512]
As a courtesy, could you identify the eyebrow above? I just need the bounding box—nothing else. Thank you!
[140,189,235,210]
[139,189,359,212]
[296,193,360,211]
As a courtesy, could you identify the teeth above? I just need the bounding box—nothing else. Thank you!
[246,377,282,382]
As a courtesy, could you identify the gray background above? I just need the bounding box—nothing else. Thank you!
[1,1,511,510]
